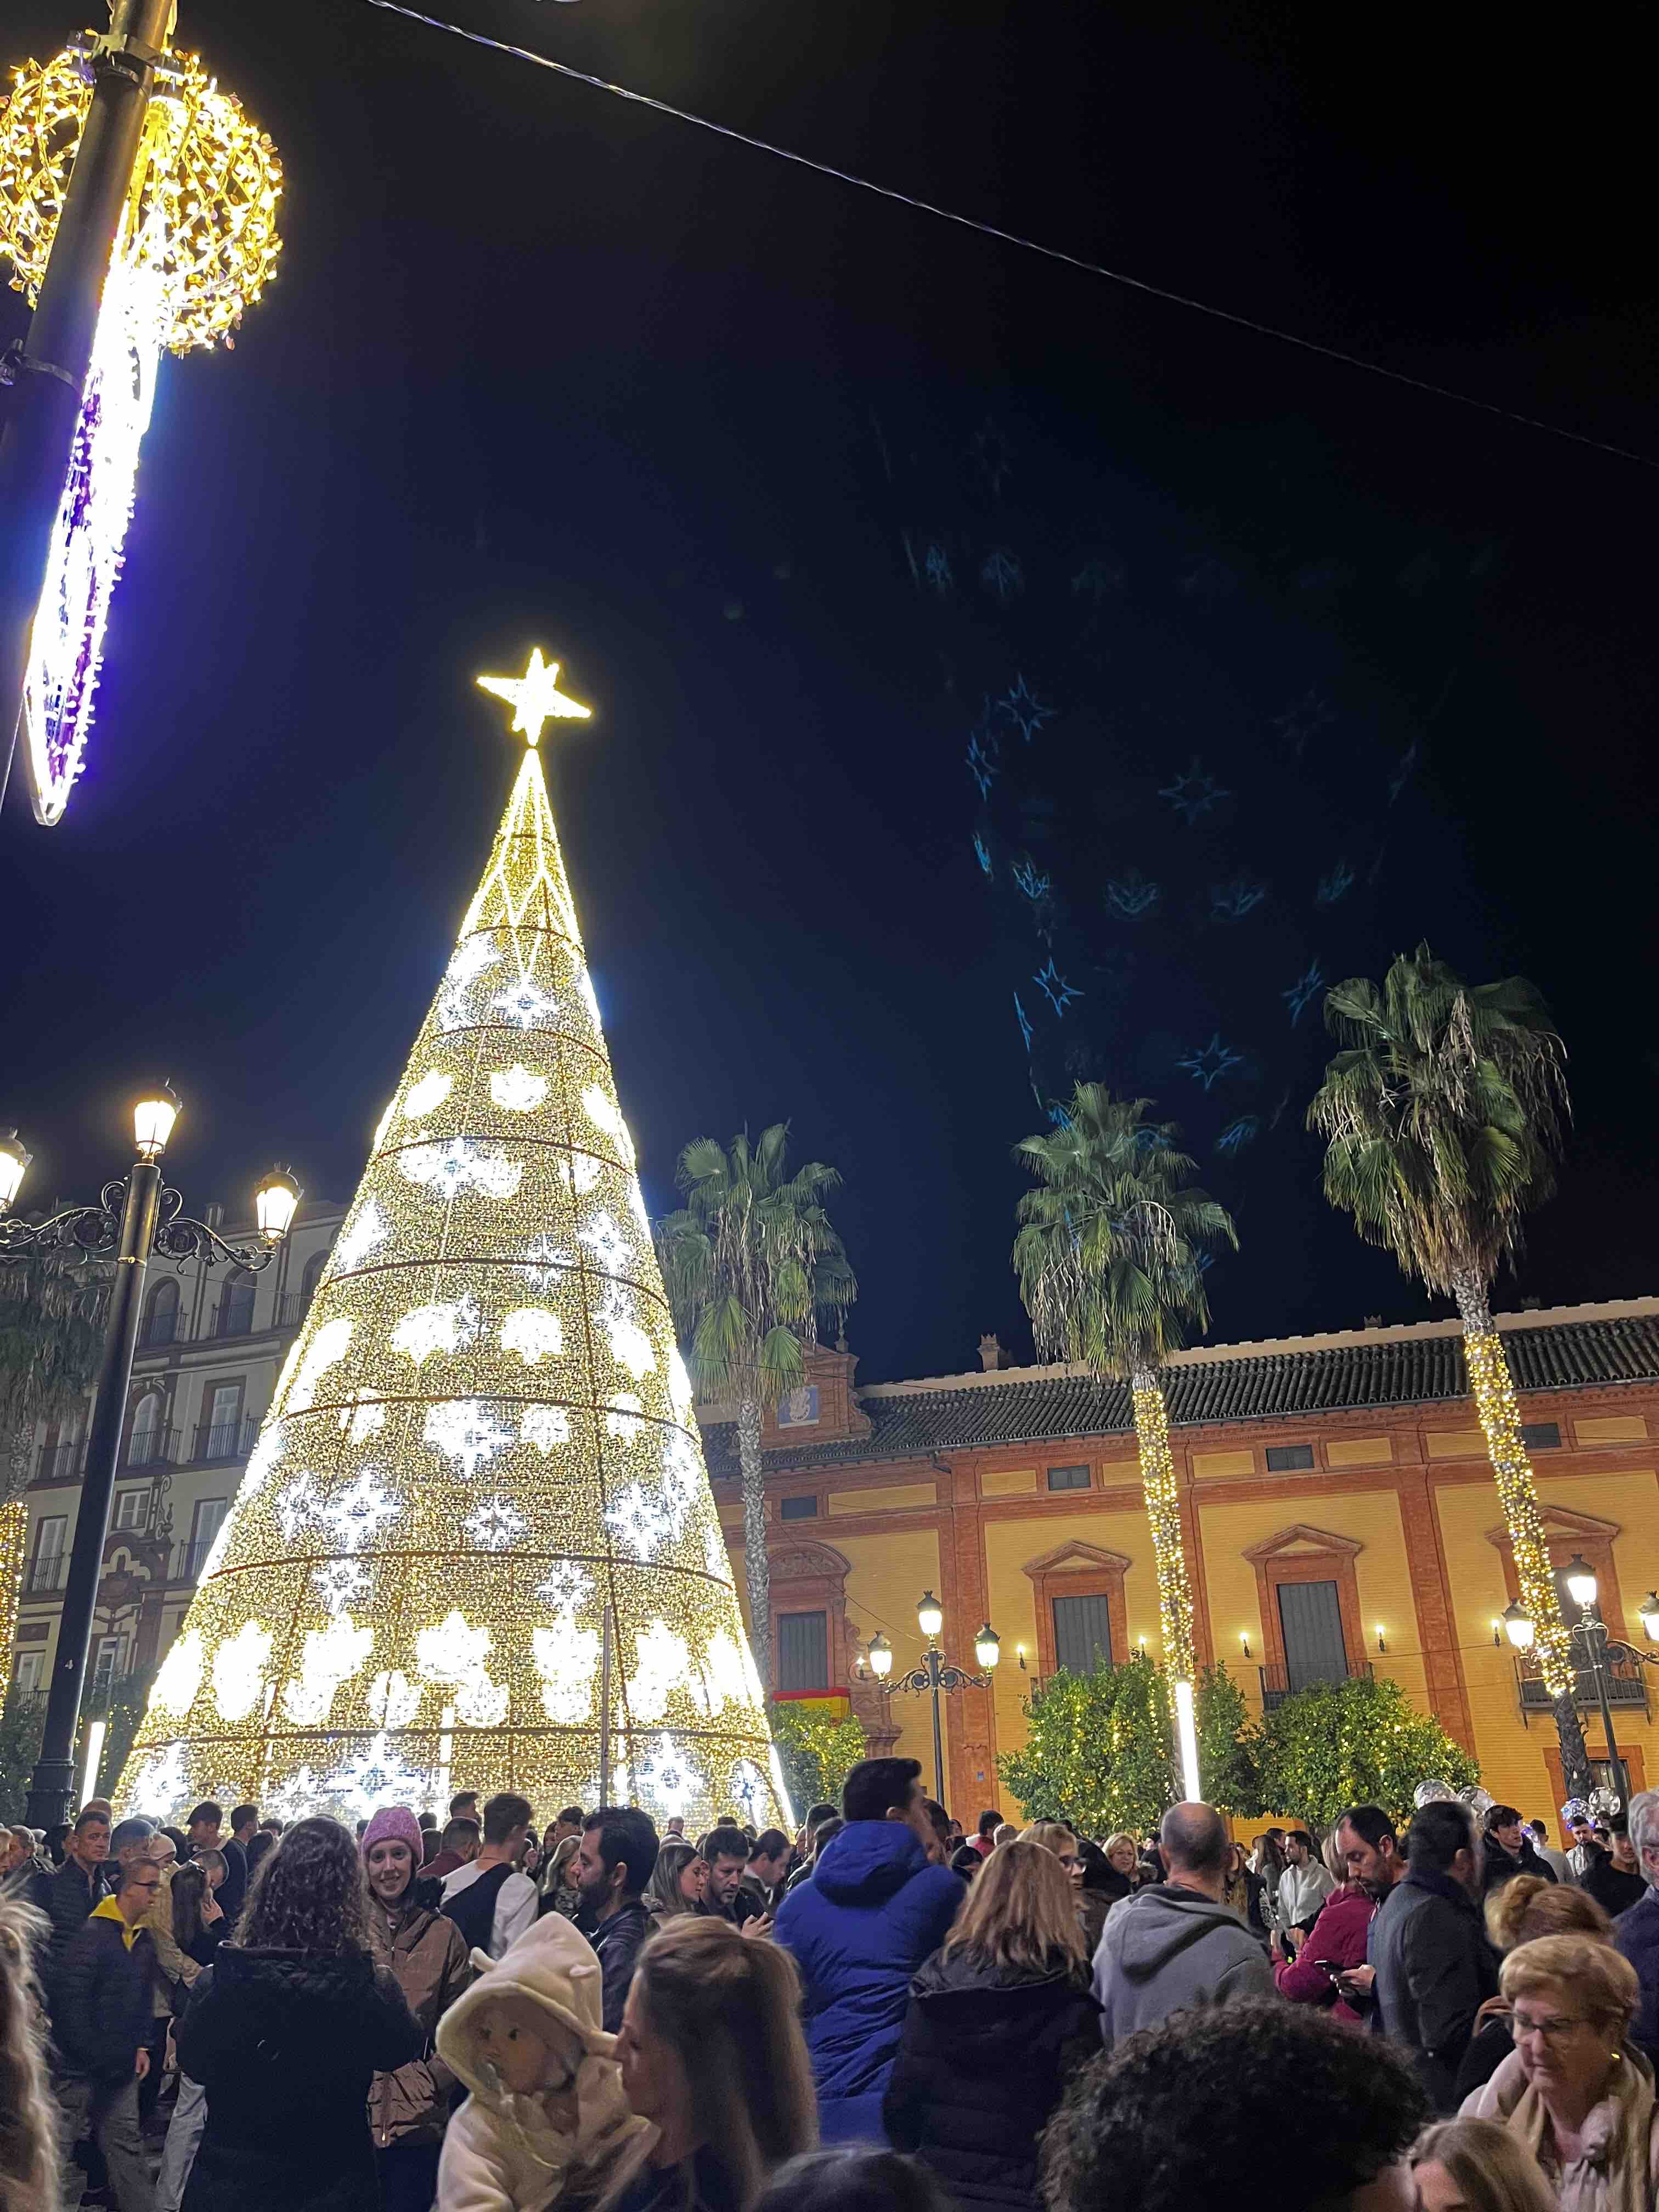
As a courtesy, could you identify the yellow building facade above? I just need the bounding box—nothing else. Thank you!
[703,1297,1659,1826]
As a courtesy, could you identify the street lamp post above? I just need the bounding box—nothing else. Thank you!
[870,1592,1000,1805]
[1504,1558,1659,1814]
[0,1090,298,1826]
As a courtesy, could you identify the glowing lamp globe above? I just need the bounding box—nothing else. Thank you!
[133,1085,180,1161]
[255,1166,301,1244]
[974,1622,1001,1671]
[1502,1602,1536,1652]
[867,1632,893,1680]
[0,1129,31,1215]
[917,1592,944,1643]
[1564,1555,1599,1612]
[1638,1593,1659,1643]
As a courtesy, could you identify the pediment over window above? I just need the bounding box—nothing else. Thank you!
[1243,1523,1364,1566]
[1484,1504,1621,1551]
[770,1538,854,1584]
[1022,1539,1133,1580]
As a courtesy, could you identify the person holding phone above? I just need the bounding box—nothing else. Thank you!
[1273,1856,1373,2022]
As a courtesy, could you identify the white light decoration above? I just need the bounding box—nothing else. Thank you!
[500,1307,564,1364]
[422,1400,514,1479]
[1174,1677,1203,1803]
[520,1403,572,1454]
[399,1138,524,1202]
[211,1620,273,1723]
[127,1740,190,1820]
[464,1496,527,1552]
[491,1064,549,1114]
[402,1070,454,1120]
[391,1292,483,1368]
[149,1630,205,1719]
[242,1425,285,1498]
[730,1758,768,1824]
[116,653,783,1827]
[477,648,590,746]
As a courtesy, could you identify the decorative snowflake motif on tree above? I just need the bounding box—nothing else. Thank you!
[633,1732,696,1819]
[500,1307,565,1365]
[1176,1033,1243,1091]
[490,977,561,1029]
[464,1496,527,1553]
[1034,959,1082,1016]
[321,1733,433,1825]
[437,936,498,1029]
[1214,1115,1262,1157]
[605,1481,672,1561]
[1013,990,1035,1054]
[1105,871,1161,919]
[535,1559,595,1616]
[391,1291,483,1368]
[422,1400,514,1480]
[973,833,992,878]
[1158,757,1232,823]
[322,1470,402,1554]
[1315,859,1355,906]
[729,1757,769,1824]
[331,1198,388,1276]
[517,1233,575,1297]
[520,1403,572,1454]
[605,1393,647,1443]
[579,1211,632,1277]
[402,1070,453,1121]
[1209,874,1266,923]
[1011,855,1053,904]
[996,674,1055,744]
[275,1473,322,1545]
[313,1558,370,1616]
[980,548,1023,604]
[490,1063,549,1114]
[660,1431,702,1527]
[1282,960,1326,1025]
[399,1138,523,1203]
[966,733,998,799]
[1272,689,1335,758]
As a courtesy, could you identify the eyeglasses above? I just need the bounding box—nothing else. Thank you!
[1511,2011,1592,2046]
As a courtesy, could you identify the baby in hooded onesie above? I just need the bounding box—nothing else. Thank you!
[436,1910,647,2212]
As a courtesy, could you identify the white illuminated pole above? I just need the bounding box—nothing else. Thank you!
[80,1717,106,1809]
[1173,1678,1202,1804]
[436,1704,456,1809]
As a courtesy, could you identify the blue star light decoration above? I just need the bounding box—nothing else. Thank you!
[1105,870,1161,918]
[1011,855,1052,903]
[1315,858,1356,907]
[973,833,993,877]
[1177,1033,1242,1091]
[997,674,1056,744]
[1034,959,1082,1016]
[1215,1115,1261,1157]
[1158,757,1232,823]
[1210,873,1266,923]
[1282,960,1325,1026]
[1013,990,1035,1054]
[981,548,1023,604]
[966,734,999,799]
[1388,740,1418,806]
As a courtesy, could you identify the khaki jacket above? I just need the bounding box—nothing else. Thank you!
[368,1894,475,2148]
[139,1862,206,2019]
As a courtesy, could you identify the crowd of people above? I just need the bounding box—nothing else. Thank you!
[2,1769,1658,2212]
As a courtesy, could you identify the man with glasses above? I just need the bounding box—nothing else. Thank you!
[53,1822,162,2212]
[1614,1787,1659,2066]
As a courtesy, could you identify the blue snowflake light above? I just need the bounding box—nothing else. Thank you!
[981,548,1023,604]
[1034,959,1082,1017]
[1215,1115,1261,1156]
[997,673,1056,744]
[1210,873,1266,923]
[1282,960,1325,1025]
[1158,757,1231,823]
[973,833,993,877]
[1388,740,1418,806]
[966,735,998,799]
[1315,859,1355,906]
[924,542,953,595]
[1105,870,1161,918]
[1013,990,1034,1054]
[1176,1032,1242,1091]
[1012,855,1052,903]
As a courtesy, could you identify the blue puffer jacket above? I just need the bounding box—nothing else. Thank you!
[773,1821,963,2144]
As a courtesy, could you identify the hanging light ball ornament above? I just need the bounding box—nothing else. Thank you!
[1458,1784,1494,1815]
[1414,1779,1455,1808]
[1560,1797,1589,1827]
[1588,1784,1623,1821]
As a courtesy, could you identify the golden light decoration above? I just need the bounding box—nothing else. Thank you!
[0,1498,26,1696]
[1464,1327,1575,1699]
[0,40,283,353]
[1132,1381,1196,1684]
[117,652,788,1833]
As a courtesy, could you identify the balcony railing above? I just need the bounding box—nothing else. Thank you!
[33,1438,86,1485]
[1259,1659,1374,1712]
[139,1305,186,1349]
[170,1537,221,1585]
[1516,1656,1651,1721]
[192,1413,259,1464]
[278,1289,308,1328]
[211,1292,257,1339]
[123,1424,181,1470]
[25,1553,69,1594]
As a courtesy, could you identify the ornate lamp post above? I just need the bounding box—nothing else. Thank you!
[1504,1558,1659,1814]
[876,1590,1000,1805]
[0,1088,298,1825]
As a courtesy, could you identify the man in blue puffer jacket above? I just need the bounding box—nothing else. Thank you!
[774,1756,963,2143]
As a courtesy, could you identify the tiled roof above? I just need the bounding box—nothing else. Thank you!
[698,1310,1659,1480]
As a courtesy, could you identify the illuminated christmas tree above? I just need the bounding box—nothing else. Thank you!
[118,652,787,1830]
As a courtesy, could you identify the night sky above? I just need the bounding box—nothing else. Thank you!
[2,0,1654,1383]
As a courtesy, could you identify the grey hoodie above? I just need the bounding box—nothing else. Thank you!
[1091,1881,1275,2046]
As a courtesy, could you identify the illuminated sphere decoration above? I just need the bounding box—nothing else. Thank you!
[117,654,789,1832]
[0,41,282,825]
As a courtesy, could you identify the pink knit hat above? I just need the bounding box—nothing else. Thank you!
[360,1805,424,1861]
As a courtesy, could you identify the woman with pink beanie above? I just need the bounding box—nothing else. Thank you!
[363,1805,477,2212]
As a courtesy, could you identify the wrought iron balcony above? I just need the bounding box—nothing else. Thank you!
[170,1537,220,1584]
[1259,1659,1374,1712]
[278,1289,308,1328]
[191,1413,259,1464]
[25,1553,69,1594]
[33,1438,86,1485]
[1516,1656,1651,1720]
[123,1424,181,1471]
[139,1305,187,1349]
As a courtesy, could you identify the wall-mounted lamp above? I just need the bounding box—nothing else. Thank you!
[1016,1643,1028,1672]
[1492,1617,1503,1646]
[1137,1634,1148,1655]
[1375,1624,1386,1653]
[1239,1631,1251,1658]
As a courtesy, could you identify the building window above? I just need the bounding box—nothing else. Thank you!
[13,1650,43,1697]
[301,1251,326,1303]
[1522,1422,1562,1452]
[143,1276,180,1347]
[777,1610,830,1692]
[1277,1579,1349,1693]
[185,1498,227,1579]
[112,1487,148,1534]
[780,1496,819,1521]
[89,1635,127,1708]
[127,1392,166,1467]
[28,1515,65,1593]
[199,1381,245,1461]
[217,1268,256,1338]
[1266,1444,1315,1472]
[1052,1591,1113,1674]
[1046,1464,1091,1492]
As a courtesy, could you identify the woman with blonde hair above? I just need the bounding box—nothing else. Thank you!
[642,1841,708,1926]
[1461,1933,1659,2209]
[1454,1875,1613,2100]
[1019,1822,1108,1951]
[1099,1833,1139,1904]
[611,1914,815,2212]
[0,1897,54,2212]
[884,1841,1099,2212]
[1411,2116,1556,2212]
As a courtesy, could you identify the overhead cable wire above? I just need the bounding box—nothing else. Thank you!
[365,1,1656,473]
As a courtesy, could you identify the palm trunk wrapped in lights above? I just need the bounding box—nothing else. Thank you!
[737,1396,772,1692]
[0,1497,24,1695]
[1131,1373,1195,1683]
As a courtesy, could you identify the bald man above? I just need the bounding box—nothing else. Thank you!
[1091,1801,1274,2046]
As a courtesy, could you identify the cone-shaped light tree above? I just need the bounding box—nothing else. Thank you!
[117,651,787,1831]
[1012,1087,1237,1686]
[1307,943,1591,1796]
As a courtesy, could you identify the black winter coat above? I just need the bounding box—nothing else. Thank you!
[27,1857,100,1986]
[1371,1869,1499,2114]
[884,1950,1101,2212]
[54,1907,154,2085]
[175,1943,422,2212]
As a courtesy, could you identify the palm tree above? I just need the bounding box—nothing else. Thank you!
[1012,1087,1237,1684]
[1307,942,1592,1795]
[655,1124,857,1693]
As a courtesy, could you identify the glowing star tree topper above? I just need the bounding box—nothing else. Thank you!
[117,650,789,1834]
